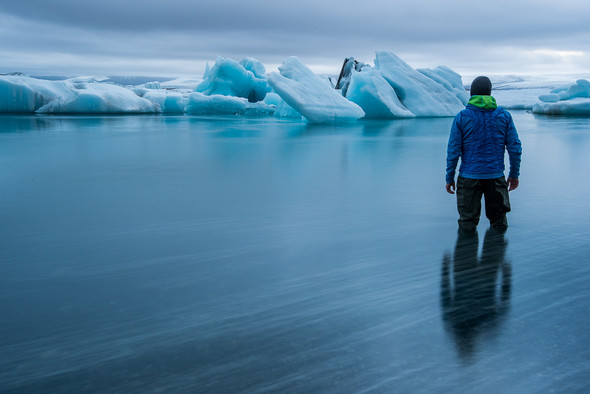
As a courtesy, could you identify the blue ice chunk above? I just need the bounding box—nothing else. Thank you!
[196,57,270,103]
[346,69,415,118]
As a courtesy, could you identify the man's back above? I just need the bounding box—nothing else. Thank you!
[446,97,521,184]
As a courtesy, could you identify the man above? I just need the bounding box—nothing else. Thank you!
[446,76,522,232]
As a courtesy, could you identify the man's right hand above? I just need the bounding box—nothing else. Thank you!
[446,182,456,194]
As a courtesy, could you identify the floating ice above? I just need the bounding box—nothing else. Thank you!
[539,79,590,102]
[186,92,247,115]
[335,57,367,97]
[418,66,469,104]
[196,56,270,103]
[346,69,415,118]
[374,51,465,117]
[160,77,202,90]
[0,75,73,112]
[532,98,590,116]
[533,79,590,116]
[263,92,302,118]
[36,82,158,114]
[267,57,365,123]
[142,90,185,113]
[0,75,159,114]
[240,57,267,79]
[186,92,275,116]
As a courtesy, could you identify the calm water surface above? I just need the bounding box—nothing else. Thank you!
[1,113,589,393]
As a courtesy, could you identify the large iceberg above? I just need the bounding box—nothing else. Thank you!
[533,79,590,116]
[374,51,466,117]
[0,75,159,114]
[418,66,469,104]
[267,57,365,123]
[195,57,270,103]
[346,69,415,118]
[0,75,73,112]
[38,82,158,114]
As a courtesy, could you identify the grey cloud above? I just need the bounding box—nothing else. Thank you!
[1,0,589,76]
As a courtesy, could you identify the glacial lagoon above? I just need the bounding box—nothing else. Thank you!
[1,112,589,392]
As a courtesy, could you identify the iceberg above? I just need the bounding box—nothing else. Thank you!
[142,90,185,113]
[532,79,590,116]
[346,69,415,118]
[36,82,158,114]
[263,92,302,118]
[131,82,185,113]
[267,57,365,123]
[418,66,469,104]
[0,75,73,112]
[0,75,158,114]
[533,79,590,116]
[186,92,275,116]
[374,51,465,117]
[335,57,367,97]
[539,79,590,102]
[196,56,270,103]
[532,98,590,116]
[239,57,267,80]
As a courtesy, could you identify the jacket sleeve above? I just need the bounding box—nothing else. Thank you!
[446,114,462,184]
[505,112,522,179]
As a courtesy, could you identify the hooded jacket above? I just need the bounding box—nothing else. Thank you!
[446,95,522,184]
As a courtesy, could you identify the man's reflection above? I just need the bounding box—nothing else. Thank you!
[441,228,512,361]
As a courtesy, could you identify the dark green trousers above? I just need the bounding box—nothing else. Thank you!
[456,176,511,232]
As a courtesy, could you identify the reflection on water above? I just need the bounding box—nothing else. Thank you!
[441,229,511,361]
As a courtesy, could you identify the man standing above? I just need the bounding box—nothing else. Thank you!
[446,76,522,232]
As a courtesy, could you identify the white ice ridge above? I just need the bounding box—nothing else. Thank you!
[533,79,590,115]
[0,75,164,114]
[267,57,365,122]
[373,51,466,117]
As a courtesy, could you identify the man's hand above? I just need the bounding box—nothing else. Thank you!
[446,182,456,194]
[507,177,519,191]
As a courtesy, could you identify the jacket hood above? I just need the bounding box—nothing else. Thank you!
[468,95,497,109]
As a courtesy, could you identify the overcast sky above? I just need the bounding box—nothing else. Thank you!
[1,0,589,78]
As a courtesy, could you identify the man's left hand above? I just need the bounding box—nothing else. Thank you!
[507,177,519,191]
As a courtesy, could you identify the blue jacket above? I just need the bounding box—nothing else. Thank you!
[446,96,522,184]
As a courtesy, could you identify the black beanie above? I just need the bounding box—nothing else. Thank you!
[470,76,492,96]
